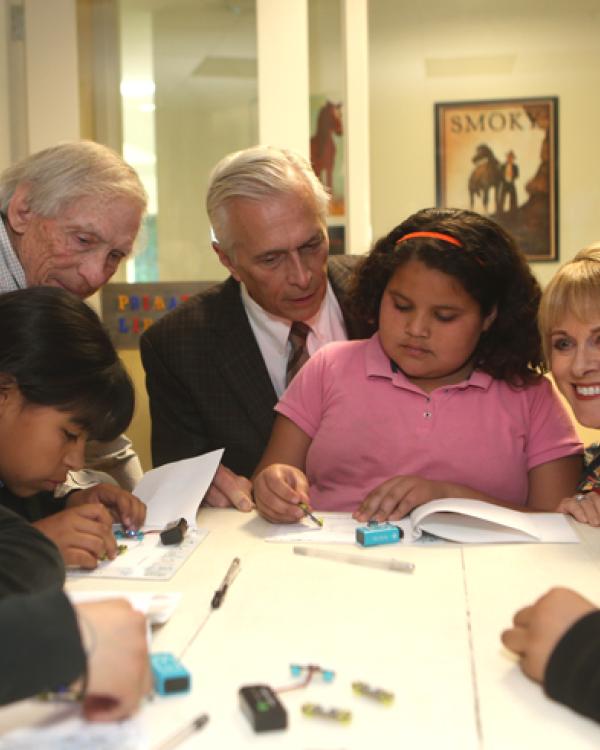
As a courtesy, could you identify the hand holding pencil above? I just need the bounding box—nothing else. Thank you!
[252,463,314,525]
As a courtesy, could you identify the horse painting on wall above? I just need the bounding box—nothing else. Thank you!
[435,97,559,261]
[310,96,345,216]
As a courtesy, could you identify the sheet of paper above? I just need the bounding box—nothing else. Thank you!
[134,449,224,527]
[0,714,147,750]
[67,590,182,625]
[264,512,423,544]
[264,512,360,543]
[67,527,208,581]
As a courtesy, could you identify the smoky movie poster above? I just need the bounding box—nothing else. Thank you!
[435,97,558,261]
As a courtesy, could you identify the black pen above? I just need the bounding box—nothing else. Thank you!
[211,557,241,608]
[179,558,242,658]
[155,713,209,750]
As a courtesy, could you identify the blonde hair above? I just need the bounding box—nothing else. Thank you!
[206,145,329,252]
[0,140,147,216]
[539,242,600,359]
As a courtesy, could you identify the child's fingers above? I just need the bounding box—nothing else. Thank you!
[71,509,117,558]
[512,605,534,627]
[353,481,392,521]
[501,625,527,656]
[254,467,307,523]
[256,490,304,523]
[63,546,101,570]
[355,477,412,521]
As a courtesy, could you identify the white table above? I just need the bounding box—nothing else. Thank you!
[1,508,599,749]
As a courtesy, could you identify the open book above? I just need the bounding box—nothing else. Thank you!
[405,498,579,543]
[264,498,580,545]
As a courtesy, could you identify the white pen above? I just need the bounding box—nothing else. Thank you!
[155,713,209,750]
[293,545,415,573]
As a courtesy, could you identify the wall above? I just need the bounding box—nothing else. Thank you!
[0,3,10,171]
[152,2,258,283]
[369,0,600,287]
[120,348,152,472]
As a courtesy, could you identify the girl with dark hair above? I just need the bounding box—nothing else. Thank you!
[0,287,145,569]
[253,208,582,522]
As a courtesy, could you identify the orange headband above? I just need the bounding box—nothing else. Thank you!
[395,231,463,248]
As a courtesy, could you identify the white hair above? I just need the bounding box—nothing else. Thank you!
[206,145,330,250]
[0,140,147,216]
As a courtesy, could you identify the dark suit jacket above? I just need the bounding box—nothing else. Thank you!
[140,256,370,477]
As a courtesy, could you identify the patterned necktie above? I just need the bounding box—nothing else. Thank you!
[286,321,311,386]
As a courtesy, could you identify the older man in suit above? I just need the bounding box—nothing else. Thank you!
[140,146,369,510]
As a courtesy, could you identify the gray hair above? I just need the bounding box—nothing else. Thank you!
[206,145,330,247]
[0,140,147,216]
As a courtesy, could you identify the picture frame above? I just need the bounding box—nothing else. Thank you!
[435,97,559,261]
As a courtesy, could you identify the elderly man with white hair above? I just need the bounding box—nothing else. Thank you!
[0,140,146,298]
[0,140,147,491]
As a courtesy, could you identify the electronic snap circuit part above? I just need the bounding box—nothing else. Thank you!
[160,517,188,545]
[151,652,191,695]
[239,684,288,732]
[352,681,395,704]
[114,529,144,541]
[356,521,403,547]
[301,703,352,723]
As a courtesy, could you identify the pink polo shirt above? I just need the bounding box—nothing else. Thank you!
[276,334,582,511]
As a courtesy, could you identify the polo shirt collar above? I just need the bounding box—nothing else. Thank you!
[364,332,493,393]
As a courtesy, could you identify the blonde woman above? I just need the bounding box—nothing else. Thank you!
[538,243,600,525]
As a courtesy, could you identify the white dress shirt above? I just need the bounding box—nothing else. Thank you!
[241,281,348,397]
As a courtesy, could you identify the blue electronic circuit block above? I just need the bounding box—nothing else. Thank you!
[114,528,144,541]
[355,521,403,547]
[151,652,191,695]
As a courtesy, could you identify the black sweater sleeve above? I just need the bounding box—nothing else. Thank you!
[0,588,85,705]
[0,485,67,523]
[0,503,65,597]
[544,610,600,722]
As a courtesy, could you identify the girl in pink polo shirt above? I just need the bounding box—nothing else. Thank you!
[252,208,582,523]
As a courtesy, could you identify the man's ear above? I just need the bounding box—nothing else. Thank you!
[212,241,241,282]
[6,183,34,235]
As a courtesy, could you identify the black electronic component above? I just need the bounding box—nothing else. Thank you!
[160,517,188,545]
[239,684,288,732]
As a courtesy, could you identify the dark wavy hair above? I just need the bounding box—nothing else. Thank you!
[0,287,134,440]
[350,207,544,385]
